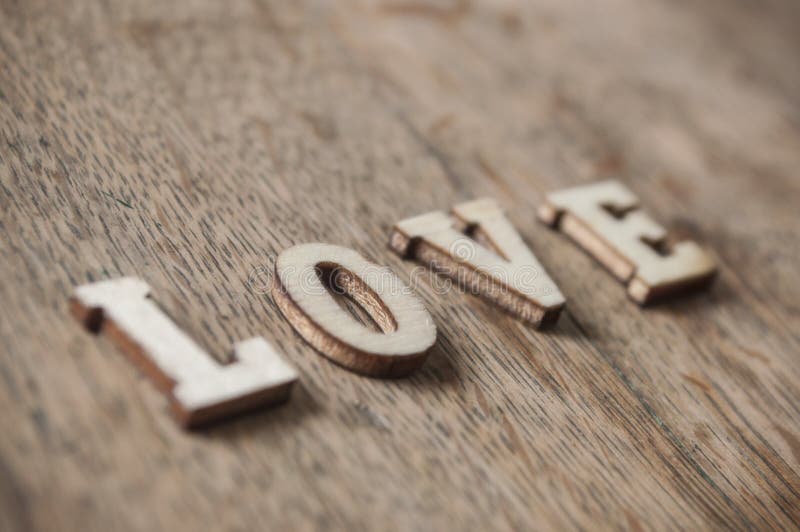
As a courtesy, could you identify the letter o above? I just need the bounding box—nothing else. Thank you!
[271,243,437,377]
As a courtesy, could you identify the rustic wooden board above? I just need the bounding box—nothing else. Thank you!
[1,0,799,530]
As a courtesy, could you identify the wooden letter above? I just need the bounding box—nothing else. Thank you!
[71,277,298,428]
[271,243,437,377]
[389,198,566,328]
[538,180,716,304]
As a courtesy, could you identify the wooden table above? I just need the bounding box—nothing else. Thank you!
[2,0,799,529]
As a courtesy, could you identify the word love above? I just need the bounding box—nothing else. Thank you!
[72,180,716,428]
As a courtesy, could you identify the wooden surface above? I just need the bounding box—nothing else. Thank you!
[1,0,799,530]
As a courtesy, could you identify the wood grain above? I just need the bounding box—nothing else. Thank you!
[1,0,799,530]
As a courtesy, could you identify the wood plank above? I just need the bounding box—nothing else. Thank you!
[1,0,799,530]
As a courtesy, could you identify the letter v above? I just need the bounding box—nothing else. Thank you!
[389,198,565,328]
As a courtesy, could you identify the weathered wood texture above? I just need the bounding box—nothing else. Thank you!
[1,0,799,530]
